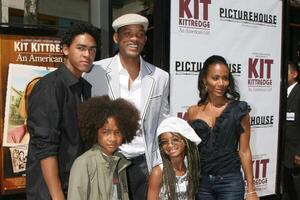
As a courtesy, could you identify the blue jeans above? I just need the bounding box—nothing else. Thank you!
[196,172,245,200]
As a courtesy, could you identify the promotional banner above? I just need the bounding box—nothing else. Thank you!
[170,0,282,196]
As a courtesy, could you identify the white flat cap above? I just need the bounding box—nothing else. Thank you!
[112,13,149,32]
[157,117,201,145]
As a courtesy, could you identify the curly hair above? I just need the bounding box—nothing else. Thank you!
[78,95,140,148]
[60,22,100,48]
[159,133,201,200]
[197,55,240,105]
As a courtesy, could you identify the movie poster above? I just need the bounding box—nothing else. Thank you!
[0,34,63,192]
[3,64,56,148]
[3,64,56,173]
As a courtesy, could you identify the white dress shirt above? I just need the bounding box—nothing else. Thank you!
[117,55,145,158]
[288,82,297,97]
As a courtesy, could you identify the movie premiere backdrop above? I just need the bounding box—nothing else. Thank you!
[170,0,282,197]
[0,33,62,194]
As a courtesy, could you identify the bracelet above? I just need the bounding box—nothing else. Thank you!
[246,191,257,195]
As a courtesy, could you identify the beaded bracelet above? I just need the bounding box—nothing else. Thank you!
[246,191,257,195]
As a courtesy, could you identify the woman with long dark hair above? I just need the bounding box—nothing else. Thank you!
[187,55,259,200]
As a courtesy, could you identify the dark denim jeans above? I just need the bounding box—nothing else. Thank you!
[196,172,245,200]
[126,154,148,200]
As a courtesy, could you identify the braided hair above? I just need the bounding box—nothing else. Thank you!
[159,132,201,199]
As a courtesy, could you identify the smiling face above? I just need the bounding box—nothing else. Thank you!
[159,132,186,159]
[63,33,97,78]
[97,117,123,156]
[204,63,230,98]
[113,24,147,59]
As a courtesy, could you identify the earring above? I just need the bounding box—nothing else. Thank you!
[203,85,208,93]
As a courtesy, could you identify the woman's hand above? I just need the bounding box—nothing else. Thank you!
[245,191,259,200]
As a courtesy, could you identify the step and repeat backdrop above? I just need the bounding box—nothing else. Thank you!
[170,0,282,197]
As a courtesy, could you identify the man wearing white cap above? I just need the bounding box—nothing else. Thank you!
[84,13,170,199]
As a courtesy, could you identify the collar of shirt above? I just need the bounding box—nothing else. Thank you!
[116,55,142,111]
[60,64,80,87]
[117,53,147,78]
[60,64,91,100]
[287,82,297,97]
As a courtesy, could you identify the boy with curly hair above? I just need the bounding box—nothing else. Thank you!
[68,95,140,200]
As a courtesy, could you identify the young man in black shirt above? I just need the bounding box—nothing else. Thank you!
[26,23,99,200]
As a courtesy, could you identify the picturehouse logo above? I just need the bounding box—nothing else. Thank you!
[219,7,278,27]
[175,60,203,75]
[178,0,211,34]
[174,60,242,76]
[250,115,274,128]
[228,63,242,77]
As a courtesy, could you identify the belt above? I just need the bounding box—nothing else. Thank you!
[129,154,146,163]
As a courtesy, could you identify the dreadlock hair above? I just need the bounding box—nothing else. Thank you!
[159,132,201,200]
